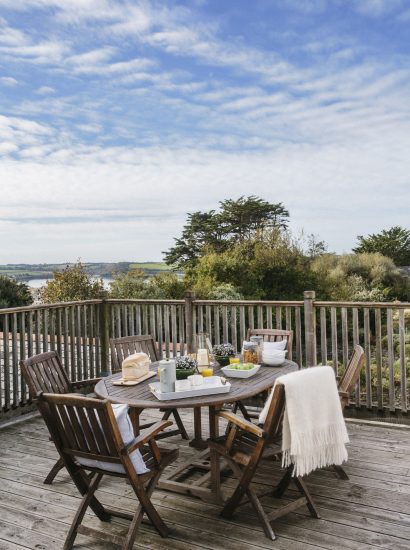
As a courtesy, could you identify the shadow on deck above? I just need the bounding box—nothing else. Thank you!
[0,409,409,550]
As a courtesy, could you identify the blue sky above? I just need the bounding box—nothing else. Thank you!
[0,0,409,262]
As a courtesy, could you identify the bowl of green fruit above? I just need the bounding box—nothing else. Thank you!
[221,363,260,378]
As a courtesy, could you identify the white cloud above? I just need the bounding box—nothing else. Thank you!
[35,85,56,94]
[353,0,404,17]
[66,46,117,66]
[0,76,18,86]
[108,5,153,35]
[0,141,18,154]
[0,20,26,46]
[77,122,102,133]
[0,38,69,64]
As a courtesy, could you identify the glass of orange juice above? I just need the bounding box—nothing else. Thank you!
[200,366,213,377]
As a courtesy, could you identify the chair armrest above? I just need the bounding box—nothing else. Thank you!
[124,420,173,454]
[339,390,349,399]
[71,378,102,389]
[217,410,265,438]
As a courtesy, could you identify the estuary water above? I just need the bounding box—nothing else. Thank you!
[27,278,113,289]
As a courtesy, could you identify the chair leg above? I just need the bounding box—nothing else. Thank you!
[161,409,172,421]
[221,483,246,519]
[44,457,65,484]
[221,458,276,540]
[293,476,321,519]
[71,467,111,522]
[332,464,349,480]
[124,471,164,548]
[236,401,252,422]
[64,473,103,550]
[160,408,189,440]
[271,464,293,498]
[171,409,189,440]
[225,402,251,435]
[220,456,259,519]
[131,479,169,539]
[247,487,276,540]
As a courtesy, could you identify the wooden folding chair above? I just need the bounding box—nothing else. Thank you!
[333,344,366,479]
[20,351,101,484]
[37,392,178,550]
[247,328,294,360]
[110,335,189,440]
[208,383,320,540]
[231,329,294,423]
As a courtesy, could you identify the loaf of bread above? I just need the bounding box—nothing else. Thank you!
[122,352,150,380]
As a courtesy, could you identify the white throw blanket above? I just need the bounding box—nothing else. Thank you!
[259,366,349,477]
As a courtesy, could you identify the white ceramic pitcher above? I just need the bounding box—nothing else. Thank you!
[159,359,176,393]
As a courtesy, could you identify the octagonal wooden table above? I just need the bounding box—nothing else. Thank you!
[95,360,298,504]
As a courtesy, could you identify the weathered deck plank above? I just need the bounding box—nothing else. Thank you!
[0,411,409,550]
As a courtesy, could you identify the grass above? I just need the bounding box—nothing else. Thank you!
[129,262,170,270]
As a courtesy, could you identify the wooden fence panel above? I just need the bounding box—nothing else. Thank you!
[1,298,409,419]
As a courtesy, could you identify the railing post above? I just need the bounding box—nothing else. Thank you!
[304,290,316,367]
[99,299,110,375]
[185,291,196,354]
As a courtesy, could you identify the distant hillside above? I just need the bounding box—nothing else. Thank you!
[0,262,172,281]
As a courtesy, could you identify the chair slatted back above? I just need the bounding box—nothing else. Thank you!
[247,329,294,360]
[20,351,71,398]
[260,384,286,444]
[338,345,366,407]
[39,393,122,464]
[110,335,159,373]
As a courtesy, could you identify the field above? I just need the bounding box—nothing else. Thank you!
[0,262,170,281]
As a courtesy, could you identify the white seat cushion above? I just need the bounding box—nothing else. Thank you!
[76,403,149,475]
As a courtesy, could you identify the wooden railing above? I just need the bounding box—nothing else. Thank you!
[0,292,409,419]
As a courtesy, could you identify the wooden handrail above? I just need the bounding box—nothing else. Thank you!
[0,299,104,314]
[314,301,410,308]
[193,299,304,306]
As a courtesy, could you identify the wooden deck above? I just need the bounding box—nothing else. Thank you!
[0,409,410,550]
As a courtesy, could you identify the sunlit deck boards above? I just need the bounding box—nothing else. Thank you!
[0,410,409,550]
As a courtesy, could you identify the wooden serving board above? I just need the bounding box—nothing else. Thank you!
[112,371,156,386]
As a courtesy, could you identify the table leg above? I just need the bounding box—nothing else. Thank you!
[158,405,224,504]
[209,405,222,503]
[189,407,207,449]
[129,407,142,436]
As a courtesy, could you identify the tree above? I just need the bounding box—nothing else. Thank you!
[353,226,410,266]
[164,196,289,269]
[306,233,328,259]
[109,270,187,299]
[187,229,316,300]
[0,276,32,308]
[147,272,187,299]
[109,269,147,299]
[163,211,223,269]
[219,196,289,240]
[311,253,410,301]
[39,262,106,303]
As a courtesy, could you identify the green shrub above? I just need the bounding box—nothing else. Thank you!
[0,276,32,308]
[39,262,106,303]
